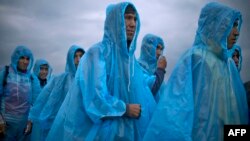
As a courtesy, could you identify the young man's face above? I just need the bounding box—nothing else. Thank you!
[232,50,240,68]
[156,44,163,60]
[74,51,84,68]
[227,20,240,49]
[39,64,49,80]
[125,13,136,41]
[17,56,30,71]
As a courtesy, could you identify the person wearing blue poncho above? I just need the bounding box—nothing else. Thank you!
[29,59,53,141]
[46,2,156,141]
[143,2,248,141]
[228,45,250,125]
[0,46,34,141]
[138,34,167,102]
[32,59,53,104]
[227,45,245,95]
[27,45,84,141]
[228,45,242,71]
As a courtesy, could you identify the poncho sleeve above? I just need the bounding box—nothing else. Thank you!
[77,46,126,123]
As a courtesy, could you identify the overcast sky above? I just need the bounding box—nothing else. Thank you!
[0,0,249,83]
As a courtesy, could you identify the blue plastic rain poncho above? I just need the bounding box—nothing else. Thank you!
[138,34,165,102]
[32,59,53,104]
[28,45,84,141]
[0,45,34,140]
[228,45,242,71]
[227,44,248,125]
[30,59,52,141]
[138,34,165,75]
[47,2,156,141]
[143,2,248,141]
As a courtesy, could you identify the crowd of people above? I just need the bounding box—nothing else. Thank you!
[0,1,249,141]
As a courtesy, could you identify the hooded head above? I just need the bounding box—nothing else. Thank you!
[228,45,242,71]
[102,2,140,57]
[194,2,242,60]
[65,45,85,75]
[33,59,53,80]
[11,45,34,74]
[138,34,165,74]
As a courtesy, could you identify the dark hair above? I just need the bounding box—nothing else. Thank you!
[125,4,135,14]
[75,48,85,55]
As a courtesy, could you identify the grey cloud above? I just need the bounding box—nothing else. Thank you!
[0,0,249,82]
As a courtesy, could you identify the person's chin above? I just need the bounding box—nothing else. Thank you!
[127,34,134,40]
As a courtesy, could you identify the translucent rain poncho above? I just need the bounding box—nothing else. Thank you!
[31,59,53,104]
[143,2,248,141]
[138,34,165,75]
[226,44,247,125]
[0,45,34,140]
[28,45,84,140]
[47,2,156,141]
[30,59,52,141]
[138,34,165,102]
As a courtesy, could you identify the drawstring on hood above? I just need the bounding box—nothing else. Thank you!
[128,55,135,92]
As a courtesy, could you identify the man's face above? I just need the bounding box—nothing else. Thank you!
[39,64,49,80]
[232,50,240,68]
[125,13,136,41]
[156,44,163,60]
[17,56,30,71]
[227,20,240,49]
[74,51,84,68]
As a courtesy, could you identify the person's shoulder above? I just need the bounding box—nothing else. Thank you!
[0,65,10,71]
[83,42,104,61]
[86,42,102,55]
[31,73,39,81]
[44,73,62,84]
[55,73,68,80]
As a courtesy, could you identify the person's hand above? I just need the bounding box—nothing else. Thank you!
[157,56,167,69]
[23,120,32,135]
[124,104,141,118]
[0,123,6,137]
